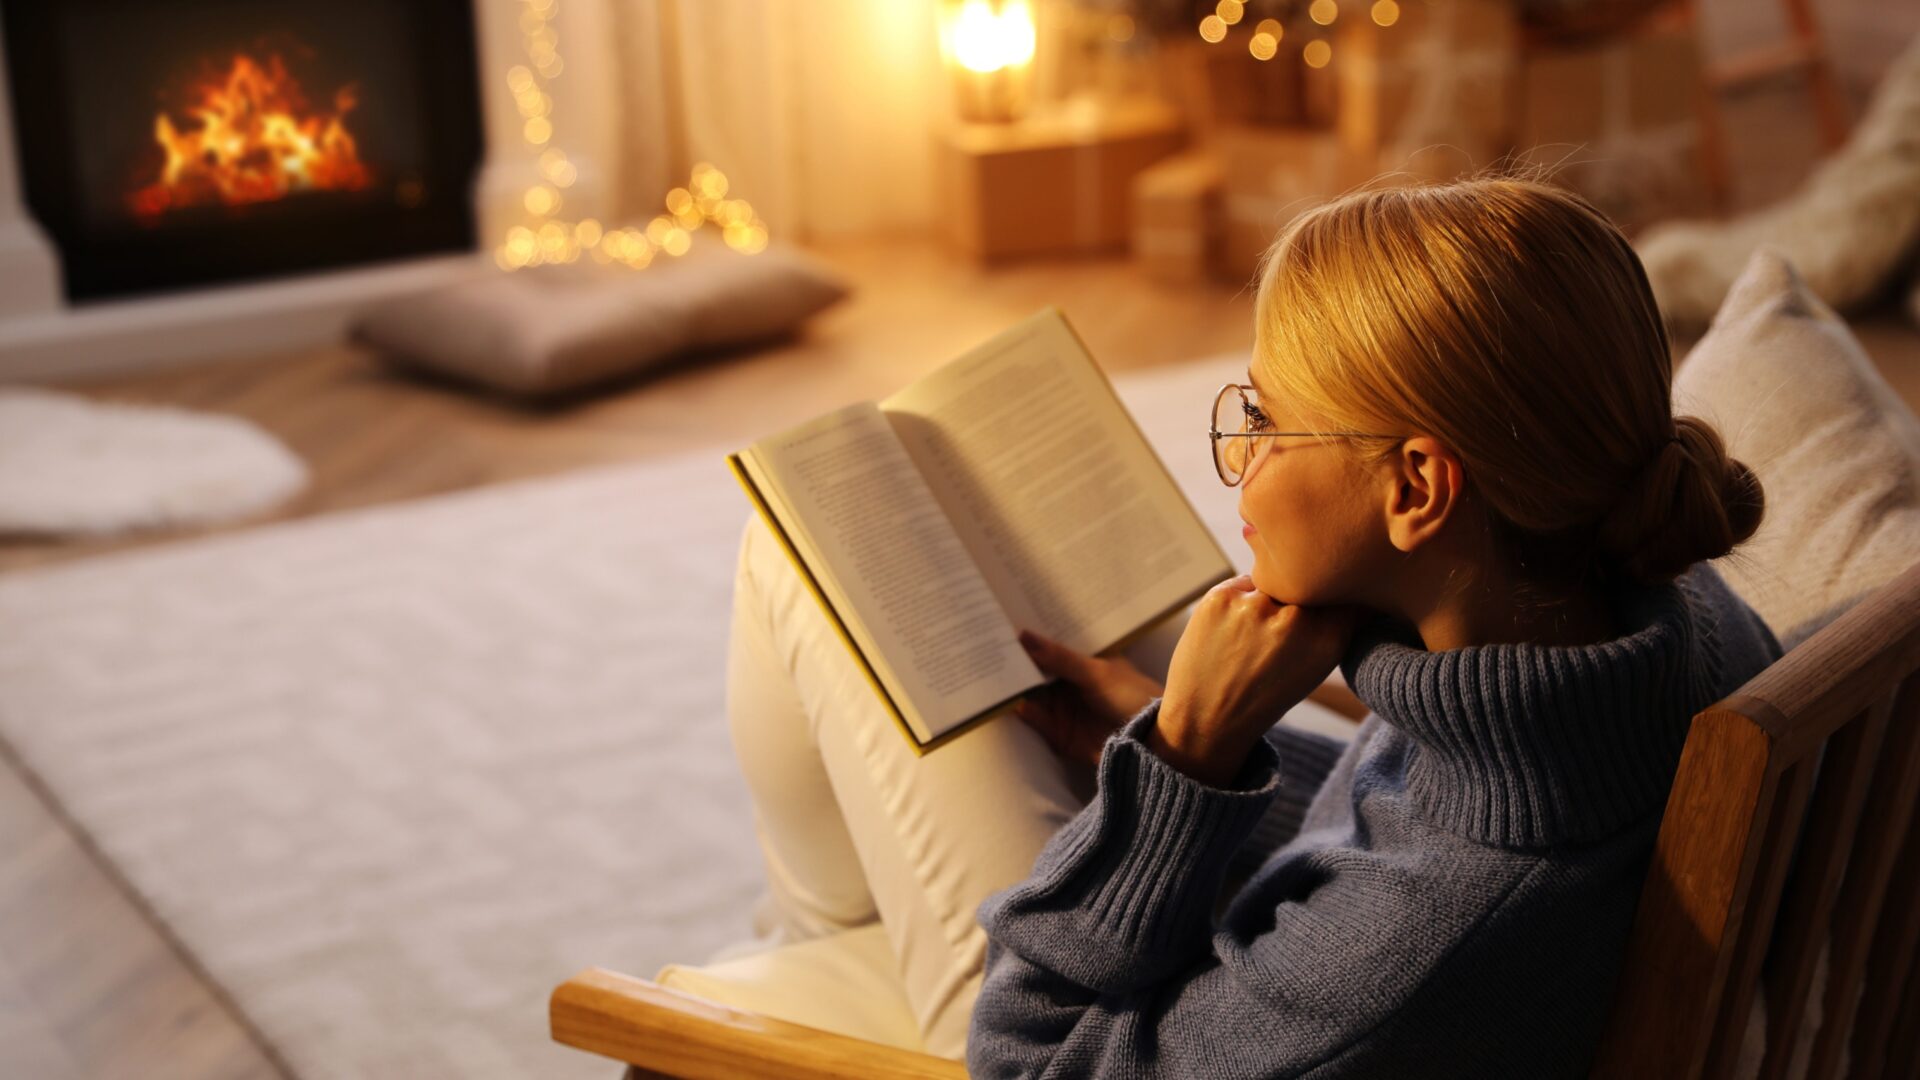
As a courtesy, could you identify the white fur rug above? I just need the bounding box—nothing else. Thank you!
[0,388,307,537]
[0,356,1253,1079]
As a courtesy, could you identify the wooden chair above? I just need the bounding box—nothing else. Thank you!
[551,562,1920,1080]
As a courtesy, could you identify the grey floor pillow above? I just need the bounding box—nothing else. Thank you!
[353,236,849,398]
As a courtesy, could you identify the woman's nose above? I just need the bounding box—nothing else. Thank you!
[1242,437,1273,482]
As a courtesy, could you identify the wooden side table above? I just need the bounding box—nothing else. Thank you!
[936,99,1184,262]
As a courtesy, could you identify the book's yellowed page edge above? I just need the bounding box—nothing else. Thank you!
[726,451,933,755]
[742,406,1041,741]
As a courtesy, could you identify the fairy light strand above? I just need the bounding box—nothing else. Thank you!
[495,0,767,272]
[1195,0,1369,66]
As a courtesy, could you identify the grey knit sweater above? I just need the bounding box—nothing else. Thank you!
[968,565,1780,1078]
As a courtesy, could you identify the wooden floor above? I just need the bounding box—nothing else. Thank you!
[5,18,1920,1072]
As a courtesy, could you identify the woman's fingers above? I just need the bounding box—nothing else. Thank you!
[1018,628,1094,683]
[1014,693,1074,758]
[1014,683,1110,767]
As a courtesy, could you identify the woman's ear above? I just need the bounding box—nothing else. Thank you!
[1380,437,1464,554]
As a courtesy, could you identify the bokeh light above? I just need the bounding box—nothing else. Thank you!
[498,0,767,274]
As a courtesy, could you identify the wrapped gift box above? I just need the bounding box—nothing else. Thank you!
[1131,151,1223,285]
[1336,0,1519,181]
[937,99,1184,261]
[1514,26,1712,226]
[1217,125,1350,280]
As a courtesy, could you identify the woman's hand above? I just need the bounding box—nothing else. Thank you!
[1013,629,1164,767]
[1151,575,1360,788]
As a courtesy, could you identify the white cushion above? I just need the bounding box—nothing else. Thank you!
[656,923,927,1053]
[1675,248,1920,648]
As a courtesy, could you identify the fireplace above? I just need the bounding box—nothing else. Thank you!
[1,0,483,303]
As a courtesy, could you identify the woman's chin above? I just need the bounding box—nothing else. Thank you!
[1250,566,1338,608]
[1248,568,1292,604]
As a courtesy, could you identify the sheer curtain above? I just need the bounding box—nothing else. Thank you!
[605,0,945,241]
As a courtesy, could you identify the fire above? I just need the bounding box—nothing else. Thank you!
[129,53,372,219]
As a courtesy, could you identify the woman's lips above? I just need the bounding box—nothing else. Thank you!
[1242,521,1256,538]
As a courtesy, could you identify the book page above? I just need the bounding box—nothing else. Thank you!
[881,310,1232,656]
[745,402,1042,741]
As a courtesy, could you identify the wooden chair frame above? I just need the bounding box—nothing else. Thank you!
[553,563,1920,1080]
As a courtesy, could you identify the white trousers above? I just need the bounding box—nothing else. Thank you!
[724,514,1190,1057]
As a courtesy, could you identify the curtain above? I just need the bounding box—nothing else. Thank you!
[606,0,945,241]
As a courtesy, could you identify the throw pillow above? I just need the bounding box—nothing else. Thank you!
[351,236,849,397]
[1674,247,1920,648]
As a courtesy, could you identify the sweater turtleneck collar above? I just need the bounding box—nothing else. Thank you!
[1339,574,1726,849]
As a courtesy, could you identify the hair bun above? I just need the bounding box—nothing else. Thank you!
[1596,416,1765,582]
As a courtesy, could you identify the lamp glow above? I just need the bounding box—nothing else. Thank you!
[951,0,1035,73]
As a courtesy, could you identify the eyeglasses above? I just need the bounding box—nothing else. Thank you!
[1209,383,1398,486]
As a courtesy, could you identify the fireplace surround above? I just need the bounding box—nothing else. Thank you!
[2,0,484,303]
[0,0,634,381]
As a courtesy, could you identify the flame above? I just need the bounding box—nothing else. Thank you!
[129,53,371,219]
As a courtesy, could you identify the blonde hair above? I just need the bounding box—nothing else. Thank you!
[1253,178,1763,585]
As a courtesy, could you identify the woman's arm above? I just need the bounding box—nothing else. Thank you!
[966,704,1580,1080]
[967,703,1325,1079]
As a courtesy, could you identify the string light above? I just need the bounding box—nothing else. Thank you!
[1196,5,1377,72]
[494,0,769,272]
[524,185,558,215]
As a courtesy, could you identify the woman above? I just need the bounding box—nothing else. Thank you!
[723,178,1779,1077]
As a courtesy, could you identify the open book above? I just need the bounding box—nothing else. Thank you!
[727,308,1233,752]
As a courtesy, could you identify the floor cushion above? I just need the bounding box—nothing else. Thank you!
[352,236,848,398]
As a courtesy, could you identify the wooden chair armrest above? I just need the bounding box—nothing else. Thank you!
[1307,680,1369,722]
[550,967,967,1080]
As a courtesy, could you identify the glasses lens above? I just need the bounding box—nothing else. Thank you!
[1213,386,1249,483]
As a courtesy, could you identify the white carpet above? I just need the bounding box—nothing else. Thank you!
[0,388,308,537]
[0,354,1249,1079]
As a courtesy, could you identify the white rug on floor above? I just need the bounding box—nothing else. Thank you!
[0,387,308,537]
[0,354,1250,1079]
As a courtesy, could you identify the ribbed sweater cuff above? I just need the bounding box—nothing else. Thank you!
[977,701,1279,993]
